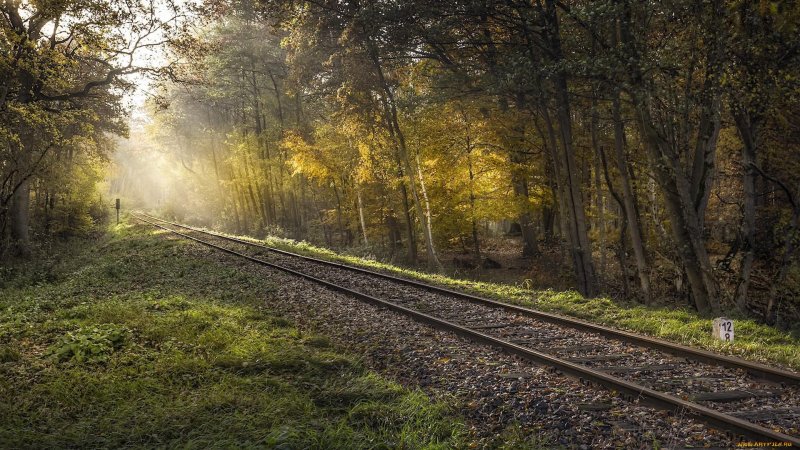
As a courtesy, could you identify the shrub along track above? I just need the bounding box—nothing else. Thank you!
[134,213,800,448]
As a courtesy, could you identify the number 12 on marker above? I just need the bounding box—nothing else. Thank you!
[712,317,734,342]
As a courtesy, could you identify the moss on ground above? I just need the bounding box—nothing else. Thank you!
[0,222,466,448]
[220,232,799,371]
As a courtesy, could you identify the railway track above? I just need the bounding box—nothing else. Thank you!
[133,213,800,447]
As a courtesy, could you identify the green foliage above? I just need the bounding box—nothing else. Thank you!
[0,222,467,448]
[47,324,129,363]
[0,345,20,363]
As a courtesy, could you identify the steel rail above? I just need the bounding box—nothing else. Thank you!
[134,213,800,447]
[137,212,800,385]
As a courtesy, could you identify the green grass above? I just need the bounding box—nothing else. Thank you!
[205,229,800,371]
[0,222,466,449]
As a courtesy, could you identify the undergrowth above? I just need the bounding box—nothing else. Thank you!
[0,222,466,448]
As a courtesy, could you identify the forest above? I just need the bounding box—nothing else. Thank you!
[3,0,800,326]
[4,1,800,448]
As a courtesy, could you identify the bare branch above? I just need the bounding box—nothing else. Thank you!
[750,163,798,209]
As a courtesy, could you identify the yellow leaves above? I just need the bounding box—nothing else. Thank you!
[282,130,338,180]
[282,122,379,186]
[289,150,331,180]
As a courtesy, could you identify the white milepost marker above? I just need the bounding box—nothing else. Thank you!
[712,317,734,342]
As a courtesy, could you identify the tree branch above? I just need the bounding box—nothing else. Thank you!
[36,66,143,101]
[750,162,797,209]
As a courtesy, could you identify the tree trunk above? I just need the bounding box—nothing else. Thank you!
[332,179,346,246]
[552,77,597,296]
[398,170,417,264]
[599,144,631,298]
[467,142,481,265]
[733,108,758,313]
[766,204,799,325]
[612,91,652,304]
[508,115,539,257]
[385,211,403,257]
[590,97,607,284]
[239,167,259,228]
[357,187,369,245]
[539,105,571,266]
[633,96,720,314]
[297,175,308,239]
[10,177,31,257]
[206,116,227,219]
[690,99,721,230]
[510,152,539,257]
[268,69,285,133]
[414,153,440,268]
[242,152,268,228]
[234,181,249,232]
[544,0,596,296]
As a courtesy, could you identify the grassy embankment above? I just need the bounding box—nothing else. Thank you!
[0,222,466,448]
[205,230,800,371]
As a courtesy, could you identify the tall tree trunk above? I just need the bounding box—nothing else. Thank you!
[599,143,632,298]
[541,204,555,242]
[7,59,36,257]
[312,191,332,246]
[480,18,538,259]
[414,152,440,268]
[511,162,539,258]
[297,175,308,239]
[230,184,243,234]
[466,140,481,265]
[268,70,285,133]
[612,91,652,304]
[538,105,571,266]
[257,138,276,227]
[690,9,724,231]
[332,179,346,246]
[242,151,268,228]
[206,111,227,219]
[357,187,369,245]
[239,167,259,227]
[508,112,539,257]
[402,144,440,271]
[225,161,243,233]
[262,169,276,227]
[766,203,799,325]
[590,97,607,284]
[398,168,417,264]
[690,108,721,230]
[552,77,596,296]
[733,108,758,313]
[234,181,249,232]
[544,0,597,296]
[385,210,403,257]
[10,177,30,257]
